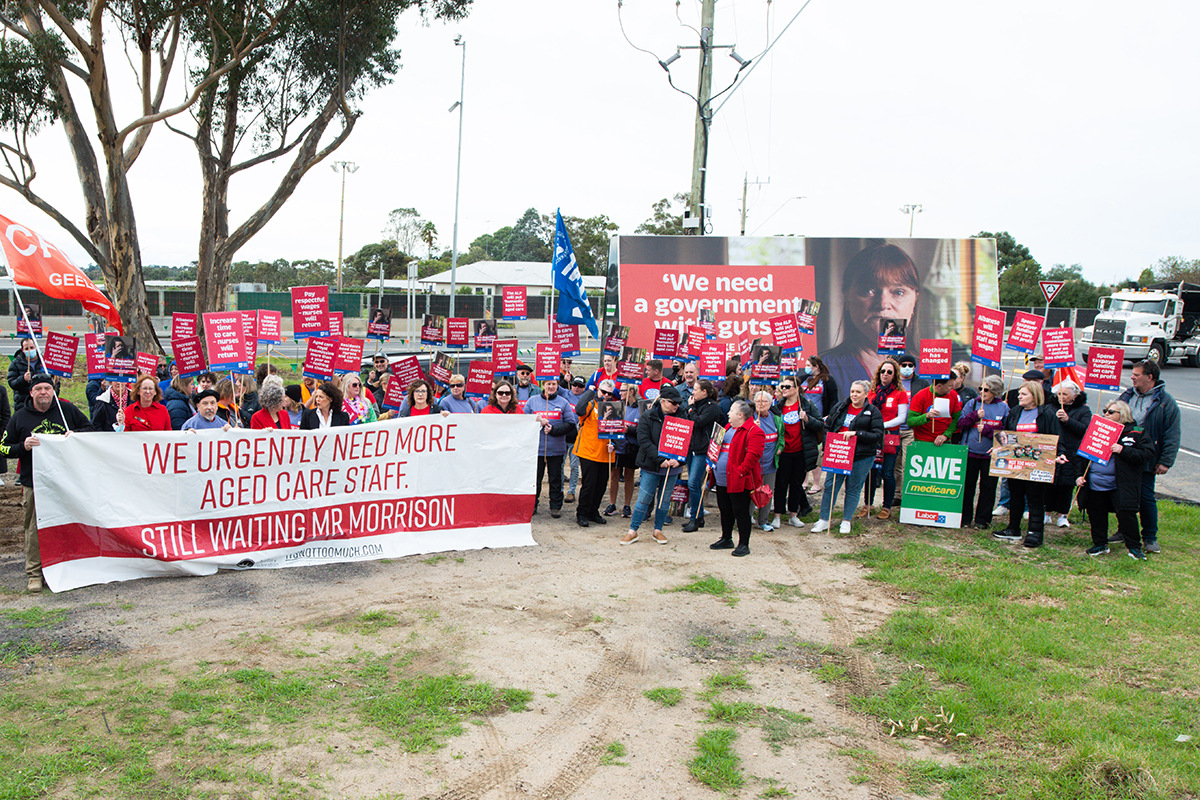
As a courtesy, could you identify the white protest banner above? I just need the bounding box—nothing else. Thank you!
[35,416,539,592]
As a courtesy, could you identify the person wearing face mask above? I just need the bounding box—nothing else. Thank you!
[892,353,929,506]
[8,338,45,411]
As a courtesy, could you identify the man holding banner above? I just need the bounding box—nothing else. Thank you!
[0,376,91,592]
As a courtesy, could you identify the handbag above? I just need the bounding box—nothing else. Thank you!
[751,483,773,508]
[883,433,900,454]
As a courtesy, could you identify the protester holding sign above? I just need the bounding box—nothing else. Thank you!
[8,338,43,411]
[299,382,349,429]
[800,355,837,493]
[992,381,1062,548]
[88,382,129,432]
[812,381,884,534]
[710,400,765,557]
[955,375,1009,529]
[907,379,962,445]
[574,379,619,528]
[524,378,579,518]
[438,375,477,414]
[1075,401,1154,559]
[860,358,908,520]
[771,378,824,528]
[681,380,721,533]
[1048,381,1092,528]
[621,384,687,545]
[752,391,785,531]
[604,383,642,518]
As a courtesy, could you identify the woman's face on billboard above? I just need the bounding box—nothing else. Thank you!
[845,282,918,341]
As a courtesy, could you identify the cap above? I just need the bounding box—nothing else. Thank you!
[571,377,586,388]
[1022,369,1045,381]
[29,373,55,390]
[516,363,532,372]
[658,384,682,403]
[195,389,221,404]
[598,379,616,394]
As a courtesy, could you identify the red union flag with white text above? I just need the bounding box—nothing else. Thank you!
[0,214,123,332]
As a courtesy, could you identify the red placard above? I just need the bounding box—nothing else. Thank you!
[420,314,444,346]
[821,431,855,475]
[172,312,197,342]
[256,310,282,345]
[685,326,707,360]
[1006,311,1044,354]
[769,314,802,354]
[172,336,207,379]
[136,351,158,377]
[652,327,680,360]
[465,360,494,398]
[446,317,469,348]
[616,346,647,384]
[327,312,343,338]
[492,340,519,374]
[302,338,336,381]
[428,354,454,387]
[203,311,247,371]
[85,333,104,379]
[290,285,330,339]
[236,311,257,375]
[918,339,953,380]
[657,417,694,460]
[381,373,408,410]
[334,337,364,375]
[1078,415,1125,466]
[1041,327,1076,369]
[1084,346,1124,391]
[602,323,629,357]
[737,332,758,366]
[1039,280,1065,305]
[699,342,727,380]
[501,286,527,320]
[549,320,581,358]
[390,355,425,390]
[104,334,137,382]
[971,306,1006,369]
[535,343,561,382]
[596,401,625,439]
[366,308,392,341]
[41,332,79,378]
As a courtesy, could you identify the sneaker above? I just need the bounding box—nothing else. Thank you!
[731,544,750,557]
[1056,515,1070,528]
[1086,545,1109,556]
[621,505,632,518]
[1143,540,1160,554]
[839,520,852,534]
[603,504,617,516]
[1107,533,1123,544]
[811,519,830,533]
[771,515,782,529]
[26,575,43,593]
[761,524,774,532]
[788,515,803,528]
[992,505,1009,516]
[992,528,1022,542]
[1128,548,1146,561]
[564,492,576,503]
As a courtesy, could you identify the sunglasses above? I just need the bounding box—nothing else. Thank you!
[779,384,795,390]
[1104,408,1120,415]
[880,368,894,374]
[450,383,465,387]
[496,390,512,396]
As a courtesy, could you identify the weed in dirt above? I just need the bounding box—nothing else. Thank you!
[599,740,628,766]
[704,670,750,692]
[689,727,745,790]
[760,706,812,752]
[691,634,711,648]
[664,574,738,606]
[644,687,684,707]
[0,608,66,628]
[355,610,401,634]
[843,499,1200,799]
[813,663,850,684]
[422,555,446,566]
[707,699,756,723]
[758,581,811,603]
[757,779,794,797]
[501,687,533,712]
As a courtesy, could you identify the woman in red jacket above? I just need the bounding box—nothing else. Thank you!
[711,399,765,557]
[480,380,519,414]
[123,375,172,432]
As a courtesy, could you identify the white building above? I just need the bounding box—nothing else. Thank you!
[410,261,605,296]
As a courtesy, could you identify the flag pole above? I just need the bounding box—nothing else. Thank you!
[5,268,72,425]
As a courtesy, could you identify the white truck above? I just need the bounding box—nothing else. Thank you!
[1080,282,1200,367]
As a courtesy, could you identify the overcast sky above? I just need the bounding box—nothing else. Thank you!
[15,0,1200,286]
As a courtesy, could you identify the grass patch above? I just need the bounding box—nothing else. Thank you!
[0,608,68,628]
[704,670,750,692]
[664,574,738,606]
[760,706,812,752]
[840,499,1200,798]
[355,609,401,634]
[758,580,810,603]
[644,687,684,707]
[813,663,850,684]
[689,728,744,790]
[707,699,756,723]
[690,634,711,648]
[599,740,628,766]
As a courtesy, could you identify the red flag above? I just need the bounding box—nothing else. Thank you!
[0,214,122,333]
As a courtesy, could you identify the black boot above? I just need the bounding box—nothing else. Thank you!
[732,539,750,557]
[683,518,700,533]
[709,538,734,550]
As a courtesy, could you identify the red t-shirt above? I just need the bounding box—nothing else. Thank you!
[871,387,910,426]
[408,405,432,416]
[780,401,804,453]
[837,404,863,433]
[909,387,962,442]
[639,377,673,401]
[126,402,171,432]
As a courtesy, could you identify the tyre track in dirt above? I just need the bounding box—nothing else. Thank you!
[420,643,641,800]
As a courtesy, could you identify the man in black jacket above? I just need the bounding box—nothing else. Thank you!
[0,375,92,593]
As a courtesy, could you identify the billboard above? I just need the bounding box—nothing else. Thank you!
[603,236,1000,394]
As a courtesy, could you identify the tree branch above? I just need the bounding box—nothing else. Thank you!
[123,15,182,169]
[33,0,95,69]
[0,174,104,265]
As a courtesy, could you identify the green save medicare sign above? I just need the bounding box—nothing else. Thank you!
[899,441,968,528]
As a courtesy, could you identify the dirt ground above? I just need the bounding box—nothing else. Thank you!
[0,482,954,799]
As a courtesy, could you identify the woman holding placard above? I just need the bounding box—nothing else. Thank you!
[859,358,908,520]
[991,381,1061,548]
[710,400,765,557]
[1075,401,1154,559]
[1049,381,1091,528]
[811,380,884,535]
[956,374,1009,529]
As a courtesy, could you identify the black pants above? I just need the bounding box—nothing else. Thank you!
[716,486,753,547]
[773,450,812,516]
[536,454,564,511]
[1086,490,1140,550]
[1048,482,1076,515]
[962,456,998,526]
[1005,479,1046,542]
[578,458,609,521]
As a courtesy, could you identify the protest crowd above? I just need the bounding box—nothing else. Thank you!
[0,308,1181,594]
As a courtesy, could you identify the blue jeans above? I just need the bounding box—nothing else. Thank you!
[1140,471,1158,543]
[685,452,708,521]
[631,471,674,532]
[820,457,873,521]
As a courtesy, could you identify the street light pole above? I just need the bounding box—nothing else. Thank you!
[331,160,359,292]
[900,203,922,237]
[448,36,466,317]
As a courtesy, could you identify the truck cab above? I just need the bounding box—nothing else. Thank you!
[1080,282,1200,367]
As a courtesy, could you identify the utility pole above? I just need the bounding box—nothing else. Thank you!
[330,160,358,292]
[739,174,771,236]
[448,36,466,318]
[687,0,716,235]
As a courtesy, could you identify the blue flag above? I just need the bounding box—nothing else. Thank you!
[552,209,600,340]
